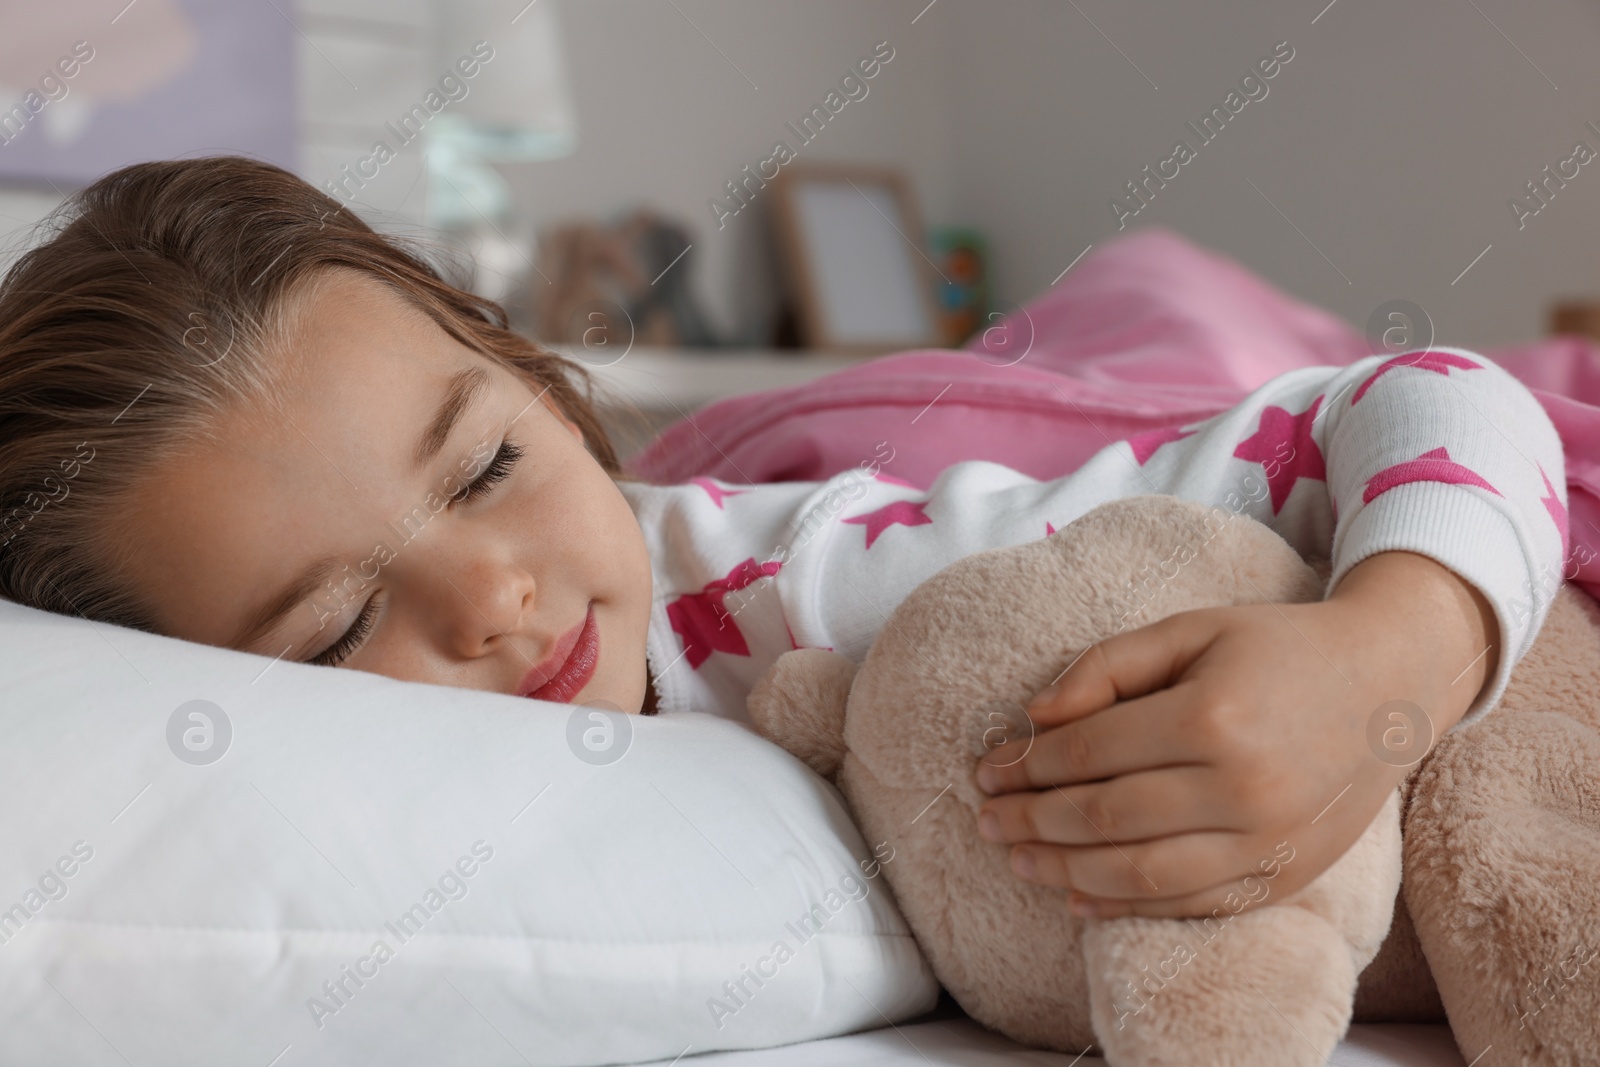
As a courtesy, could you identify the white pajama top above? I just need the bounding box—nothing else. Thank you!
[617,348,1570,731]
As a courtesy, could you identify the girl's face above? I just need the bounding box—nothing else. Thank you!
[117,268,656,714]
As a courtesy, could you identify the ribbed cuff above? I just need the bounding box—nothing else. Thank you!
[1329,480,1541,729]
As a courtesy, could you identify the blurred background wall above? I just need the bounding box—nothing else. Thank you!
[4,0,1600,351]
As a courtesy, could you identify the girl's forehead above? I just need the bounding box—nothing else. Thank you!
[282,268,435,352]
[222,272,502,496]
[260,270,460,409]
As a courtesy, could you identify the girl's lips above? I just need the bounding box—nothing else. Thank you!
[518,605,598,703]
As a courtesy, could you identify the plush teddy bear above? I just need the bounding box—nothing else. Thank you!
[1391,558,1600,1065]
[747,494,1600,1066]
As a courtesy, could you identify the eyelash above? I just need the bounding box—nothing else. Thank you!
[310,593,381,668]
[452,440,524,505]
[309,439,524,668]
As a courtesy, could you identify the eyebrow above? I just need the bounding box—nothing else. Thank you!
[229,553,343,652]
[413,365,492,473]
[230,364,494,652]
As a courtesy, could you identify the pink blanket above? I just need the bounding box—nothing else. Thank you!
[628,228,1600,602]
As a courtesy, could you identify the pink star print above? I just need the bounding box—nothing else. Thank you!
[1125,425,1195,466]
[1352,351,1480,405]
[843,498,932,549]
[690,477,746,509]
[666,557,782,669]
[1232,396,1327,514]
[1045,521,1056,536]
[1539,463,1568,550]
[1362,446,1500,505]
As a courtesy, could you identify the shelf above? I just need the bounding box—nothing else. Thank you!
[547,345,871,414]
[538,345,876,462]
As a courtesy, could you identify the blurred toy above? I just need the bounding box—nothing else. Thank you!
[929,226,989,347]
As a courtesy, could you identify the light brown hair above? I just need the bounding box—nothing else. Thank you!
[0,155,620,633]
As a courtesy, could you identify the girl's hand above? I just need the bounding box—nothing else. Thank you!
[973,550,1498,919]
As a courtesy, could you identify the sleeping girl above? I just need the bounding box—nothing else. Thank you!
[0,156,1568,925]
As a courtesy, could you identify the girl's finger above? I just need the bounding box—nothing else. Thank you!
[1008,830,1260,900]
[977,765,1241,846]
[977,679,1204,792]
[1025,609,1221,729]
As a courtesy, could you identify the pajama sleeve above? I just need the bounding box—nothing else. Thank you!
[1315,348,1569,726]
[774,347,1566,729]
[623,347,1567,728]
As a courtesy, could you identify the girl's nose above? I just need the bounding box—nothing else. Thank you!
[432,553,538,659]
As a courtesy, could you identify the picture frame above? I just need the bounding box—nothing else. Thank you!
[769,163,942,354]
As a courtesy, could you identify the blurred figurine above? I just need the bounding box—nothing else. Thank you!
[528,210,718,349]
[618,211,719,347]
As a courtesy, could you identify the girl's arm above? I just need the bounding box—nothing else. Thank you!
[1315,346,1567,724]
[769,348,1566,721]
[973,347,1569,918]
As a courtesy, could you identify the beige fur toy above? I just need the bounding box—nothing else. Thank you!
[747,494,1600,1066]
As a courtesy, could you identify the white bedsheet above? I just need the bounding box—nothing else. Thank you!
[639,1014,1468,1067]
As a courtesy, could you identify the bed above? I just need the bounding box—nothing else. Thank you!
[636,1011,1469,1066]
[3,226,1581,1065]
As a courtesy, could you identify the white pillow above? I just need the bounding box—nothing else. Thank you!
[0,596,937,1066]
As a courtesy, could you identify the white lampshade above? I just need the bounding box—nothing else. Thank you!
[426,0,576,227]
